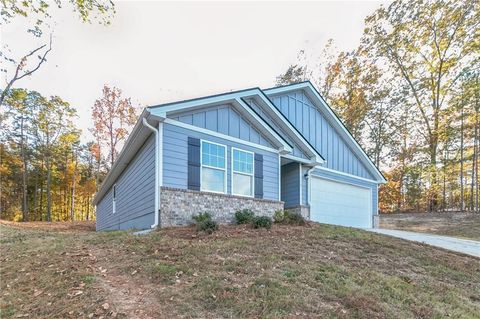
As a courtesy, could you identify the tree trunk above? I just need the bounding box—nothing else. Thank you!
[460,108,464,212]
[33,168,39,221]
[70,148,78,222]
[475,107,479,212]
[46,154,52,222]
[86,195,90,221]
[20,117,28,221]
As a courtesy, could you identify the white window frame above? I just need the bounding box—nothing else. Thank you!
[231,147,255,198]
[112,184,117,214]
[200,140,227,194]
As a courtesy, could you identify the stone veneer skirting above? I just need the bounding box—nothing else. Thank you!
[159,187,284,227]
[285,205,310,220]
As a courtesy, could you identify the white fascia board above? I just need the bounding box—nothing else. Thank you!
[313,164,382,185]
[149,89,261,115]
[234,98,292,153]
[163,118,281,154]
[265,82,386,183]
[246,92,325,164]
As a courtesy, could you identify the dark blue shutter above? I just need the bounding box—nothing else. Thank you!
[254,153,263,199]
[188,137,201,191]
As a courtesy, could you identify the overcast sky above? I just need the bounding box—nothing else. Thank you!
[2,1,388,142]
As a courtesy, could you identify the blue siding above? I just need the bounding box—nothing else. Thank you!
[163,123,279,200]
[308,168,378,215]
[246,99,309,160]
[170,104,275,149]
[269,90,375,180]
[96,135,156,231]
[281,162,300,208]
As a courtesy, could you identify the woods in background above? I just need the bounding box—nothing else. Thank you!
[277,0,479,213]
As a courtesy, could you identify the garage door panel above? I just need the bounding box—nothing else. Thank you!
[310,177,372,228]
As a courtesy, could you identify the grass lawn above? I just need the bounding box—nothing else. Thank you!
[380,213,480,241]
[1,221,479,318]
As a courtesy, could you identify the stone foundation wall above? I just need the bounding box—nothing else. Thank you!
[285,205,310,220]
[160,187,284,227]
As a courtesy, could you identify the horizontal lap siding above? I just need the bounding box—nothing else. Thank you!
[163,123,279,200]
[170,104,276,149]
[309,168,379,215]
[96,135,155,231]
[270,91,375,180]
[281,162,300,208]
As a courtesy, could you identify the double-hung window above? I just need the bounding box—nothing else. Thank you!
[201,141,226,193]
[232,148,254,197]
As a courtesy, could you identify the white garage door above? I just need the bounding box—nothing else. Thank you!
[310,177,372,228]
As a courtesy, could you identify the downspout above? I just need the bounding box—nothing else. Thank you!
[142,117,161,229]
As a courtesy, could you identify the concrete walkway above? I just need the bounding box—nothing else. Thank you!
[366,228,480,258]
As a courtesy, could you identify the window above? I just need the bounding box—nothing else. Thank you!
[232,148,254,197]
[201,141,226,193]
[112,184,117,214]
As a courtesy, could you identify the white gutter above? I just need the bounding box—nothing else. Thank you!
[142,117,162,229]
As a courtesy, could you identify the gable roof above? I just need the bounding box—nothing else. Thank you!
[149,88,324,163]
[263,81,386,183]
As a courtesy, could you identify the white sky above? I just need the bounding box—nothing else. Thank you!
[2,1,388,143]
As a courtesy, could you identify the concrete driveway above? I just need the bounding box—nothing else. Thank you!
[366,228,480,258]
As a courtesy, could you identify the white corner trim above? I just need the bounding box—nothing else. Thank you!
[278,155,281,201]
[164,118,282,154]
[299,162,302,206]
[313,165,381,184]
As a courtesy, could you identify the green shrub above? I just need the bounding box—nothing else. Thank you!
[192,212,218,234]
[235,209,255,224]
[197,219,219,234]
[252,216,273,229]
[273,210,306,226]
[192,212,212,223]
[284,211,306,226]
[273,210,285,223]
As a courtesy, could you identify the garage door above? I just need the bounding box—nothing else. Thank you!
[310,177,372,228]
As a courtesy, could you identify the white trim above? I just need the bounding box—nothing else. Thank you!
[234,98,293,154]
[313,165,381,184]
[200,140,227,194]
[149,90,293,153]
[299,162,302,206]
[264,82,386,183]
[164,118,280,154]
[247,93,324,164]
[281,154,316,165]
[278,156,281,201]
[231,147,255,198]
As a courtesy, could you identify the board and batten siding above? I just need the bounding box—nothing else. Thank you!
[96,134,156,231]
[307,168,379,216]
[169,104,276,149]
[245,99,309,160]
[281,162,301,208]
[269,91,375,180]
[163,123,279,200]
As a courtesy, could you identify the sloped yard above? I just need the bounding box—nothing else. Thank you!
[1,221,479,318]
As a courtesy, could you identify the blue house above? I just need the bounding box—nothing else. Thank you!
[93,81,386,231]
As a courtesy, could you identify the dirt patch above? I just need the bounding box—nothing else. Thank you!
[380,212,480,240]
[0,220,95,233]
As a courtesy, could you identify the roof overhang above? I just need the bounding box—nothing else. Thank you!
[264,81,387,183]
[92,109,165,205]
[149,89,293,154]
